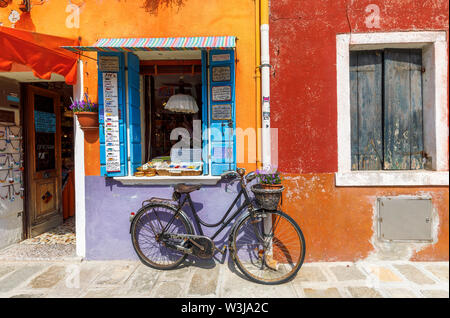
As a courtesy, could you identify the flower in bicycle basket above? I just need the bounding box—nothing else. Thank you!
[256,166,282,185]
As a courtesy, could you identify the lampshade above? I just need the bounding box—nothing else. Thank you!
[165,94,199,114]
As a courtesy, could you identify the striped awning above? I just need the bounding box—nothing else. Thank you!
[62,36,236,53]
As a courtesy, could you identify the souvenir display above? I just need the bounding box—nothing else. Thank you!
[0,124,23,202]
[134,158,203,177]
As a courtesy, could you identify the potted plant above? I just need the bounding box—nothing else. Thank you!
[251,168,284,210]
[70,93,99,130]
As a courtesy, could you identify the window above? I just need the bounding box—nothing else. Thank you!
[336,32,448,186]
[97,50,237,181]
[350,49,425,171]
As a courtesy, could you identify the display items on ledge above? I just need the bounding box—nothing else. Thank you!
[70,93,99,130]
[134,157,203,177]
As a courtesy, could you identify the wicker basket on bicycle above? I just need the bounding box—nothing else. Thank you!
[251,184,284,210]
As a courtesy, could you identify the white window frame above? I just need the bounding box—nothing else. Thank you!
[336,31,449,186]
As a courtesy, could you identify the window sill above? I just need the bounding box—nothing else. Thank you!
[335,170,449,187]
[114,175,221,186]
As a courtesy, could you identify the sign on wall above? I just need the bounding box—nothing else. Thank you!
[102,72,121,172]
[211,104,232,120]
[212,85,232,102]
[212,66,231,82]
[99,56,120,72]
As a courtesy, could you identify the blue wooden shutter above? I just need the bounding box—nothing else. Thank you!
[201,51,209,175]
[209,49,236,176]
[99,52,128,177]
[350,51,383,170]
[127,52,142,174]
[384,49,424,170]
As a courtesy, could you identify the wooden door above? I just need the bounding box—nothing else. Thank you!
[25,85,62,238]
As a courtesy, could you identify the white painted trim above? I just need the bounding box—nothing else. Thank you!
[73,60,86,258]
[336,171,449,187]
[114,176,221,185]
[336,31,449,187]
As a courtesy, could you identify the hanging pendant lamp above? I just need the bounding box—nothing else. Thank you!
[165,94,199,114]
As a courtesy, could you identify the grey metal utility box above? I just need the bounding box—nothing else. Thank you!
[378,197,433,242]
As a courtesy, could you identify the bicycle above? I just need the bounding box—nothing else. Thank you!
[129,168,306,285]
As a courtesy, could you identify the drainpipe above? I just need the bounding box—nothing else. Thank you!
[260,0,271,171]
[255,0,262,170]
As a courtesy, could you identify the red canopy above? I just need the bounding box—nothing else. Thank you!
[0,26,79,85]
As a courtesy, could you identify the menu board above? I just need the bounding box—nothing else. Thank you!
[212,104,232,120]
[103,73,121,172]
[212,66,231,82]
[212,86,232,102]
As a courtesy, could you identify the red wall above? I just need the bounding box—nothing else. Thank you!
[270,0,449,174]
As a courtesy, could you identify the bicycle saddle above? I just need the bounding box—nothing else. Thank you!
[174,183,201,194]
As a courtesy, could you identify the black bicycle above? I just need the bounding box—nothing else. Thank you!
[130,168,306,285]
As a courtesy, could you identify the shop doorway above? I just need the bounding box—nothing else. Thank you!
[24,85,62,237]
[1,75,76,257]
[22,82,75,241]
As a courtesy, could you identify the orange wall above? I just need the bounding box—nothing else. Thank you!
[283,173,449,261]
[1,0,259,176]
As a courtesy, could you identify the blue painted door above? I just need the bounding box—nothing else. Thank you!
[127,52,142,174]
[208,50,236,176]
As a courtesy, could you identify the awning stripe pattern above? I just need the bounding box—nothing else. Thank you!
[62,36,236,53]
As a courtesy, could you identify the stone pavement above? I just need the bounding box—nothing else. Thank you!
[0,259,448,298]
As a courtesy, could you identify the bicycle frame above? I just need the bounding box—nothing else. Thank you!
[161,181,253,241]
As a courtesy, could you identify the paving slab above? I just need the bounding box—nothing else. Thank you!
[420,290,449,298]
[424,265,449,282]
[150,280,187,298]
[158,265,192,282]
[329,265,366,281]
[92,263,138,286]
[0,266,16,280]
[394,264,435,285]
[292,266,327,283]
[347,287,383,298]
[303,288,342,298]
[47,262,105,298]
[0,265,45,293]
[386,288,417,298]
[187,266,220,296]
[366,265,403,282]
[28,265,66,289]
[123,265,161,296]
[218,267,297,298]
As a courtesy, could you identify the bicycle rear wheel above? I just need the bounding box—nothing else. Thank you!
[131,204,193,270]
[231,210,305,284]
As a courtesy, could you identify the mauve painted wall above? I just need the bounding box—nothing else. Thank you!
[85,176,248,260]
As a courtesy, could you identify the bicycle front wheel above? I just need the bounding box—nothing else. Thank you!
[231,210,305,284]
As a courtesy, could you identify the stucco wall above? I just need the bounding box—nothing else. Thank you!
[84,176,246,260]
[1,0,259,175]
[270,0,449,261]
